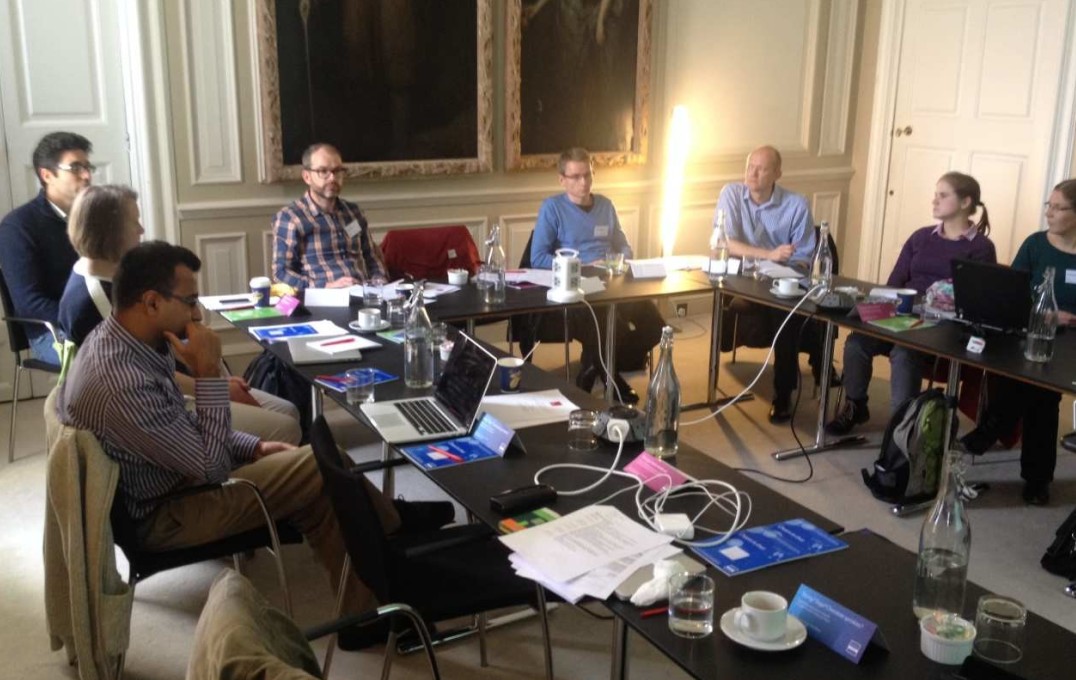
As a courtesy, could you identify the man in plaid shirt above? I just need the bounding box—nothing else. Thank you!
[272,143,387,289]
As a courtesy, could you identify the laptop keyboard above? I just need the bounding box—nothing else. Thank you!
[397,399,456,435]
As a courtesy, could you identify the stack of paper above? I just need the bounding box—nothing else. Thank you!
[479,389,578,429]
[499,505,679,603]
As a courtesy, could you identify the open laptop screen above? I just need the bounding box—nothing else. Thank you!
[951,259,1031,333]
[433,336,497,428]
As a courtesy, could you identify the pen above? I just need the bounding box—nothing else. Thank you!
[428,445,464,462]
[640,606,667,618]
[320,336,358,347]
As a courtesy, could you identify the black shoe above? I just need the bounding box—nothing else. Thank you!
[1022,481,1050,506]
[812,366,843,390]
[958,426,998,456]
[825,399,869,436]
[575,364,600,393]
[769,393,792,424]
[338,619,390,651]
[393,499,455,533]
[612,374,639,405]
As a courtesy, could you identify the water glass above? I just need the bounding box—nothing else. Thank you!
[363,275,386,309]
[476,264,494,299]
[973,595,1026,663]
[344,368,376,405]
[386,297,407,328]
[567,409,598,451]
[668,572,714,639]
[606,250,626,275]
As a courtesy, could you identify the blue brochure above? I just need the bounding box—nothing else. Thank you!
[788,584,888,663]
[692,518,847,576]
[399,413,516,469]
[314,369,397,393]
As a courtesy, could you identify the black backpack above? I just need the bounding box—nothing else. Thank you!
[862,388,955,504]
[1042,507,1076,579]
[243,345,311,443]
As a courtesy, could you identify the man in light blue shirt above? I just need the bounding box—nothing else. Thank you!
[530,148,663,403]
[713,145,826,423]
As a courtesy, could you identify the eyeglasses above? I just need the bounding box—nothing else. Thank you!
[56,162,96,176]
[304,166,346,180]
[561,172,593,182]
[157,291,201,308]
[1044,202,1074,213]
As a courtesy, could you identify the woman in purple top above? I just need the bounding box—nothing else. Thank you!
[826,172,997,435]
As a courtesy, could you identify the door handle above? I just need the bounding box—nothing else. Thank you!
[894,125,913,137]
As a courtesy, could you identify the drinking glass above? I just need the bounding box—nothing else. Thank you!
[344,368,376,405]
[668,572,714,639]
[363,274,386,309]
[567,409,598,451]
[973,595,1026,663]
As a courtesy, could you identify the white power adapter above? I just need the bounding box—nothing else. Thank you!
[655,513,694,539]
[606,418,631,442]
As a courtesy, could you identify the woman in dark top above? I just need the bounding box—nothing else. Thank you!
[826,172,996,435]
[960,179,1076,505]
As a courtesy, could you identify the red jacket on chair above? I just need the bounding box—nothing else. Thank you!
[379,226,482,281]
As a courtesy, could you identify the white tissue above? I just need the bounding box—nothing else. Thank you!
[629,559,684,606]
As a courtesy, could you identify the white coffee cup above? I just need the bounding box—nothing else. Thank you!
[447,268,469,285]
[357,307,382,330]
[735,591,788,642]
[775,278,800,296]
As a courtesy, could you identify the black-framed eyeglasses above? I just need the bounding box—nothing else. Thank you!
[1044,202,1074,213]
[156,290,201,308]
[56,162,96,175]
[304,166,346,179]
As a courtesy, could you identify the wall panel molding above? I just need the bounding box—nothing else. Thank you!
[812,190,842,237]
[818,0,859,155]
[178,0,242,184]
[195,231,249,295]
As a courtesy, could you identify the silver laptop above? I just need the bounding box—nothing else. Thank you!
[360,334,497,443]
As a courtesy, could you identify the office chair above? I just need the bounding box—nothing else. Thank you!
[380,225,482,280]
[309,415,554,679]
[187,570,440,680]
[1,267,62,462]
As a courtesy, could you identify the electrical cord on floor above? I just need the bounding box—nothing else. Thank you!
[581,298,624,403]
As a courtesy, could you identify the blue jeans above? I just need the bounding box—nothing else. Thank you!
[28,331,61,366]
[841,332,924,414]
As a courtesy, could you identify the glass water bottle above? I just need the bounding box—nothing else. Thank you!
[404,282,434,388]
[810,221,834,295]
[644,326,681,459]
[485,223,507,304]
[1024,266,1058,363]
[709,209,730,283]
[912,447,971,619]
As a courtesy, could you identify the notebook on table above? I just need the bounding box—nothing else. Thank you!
[360,333,497,443]
[951,259,1031,334]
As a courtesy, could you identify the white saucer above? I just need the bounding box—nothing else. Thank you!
[769,285,805,300]
[348,319,391,333]
[719,608,807,651]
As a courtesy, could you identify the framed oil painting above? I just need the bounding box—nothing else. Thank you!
[253,0,493,181]
[505,0,652,170]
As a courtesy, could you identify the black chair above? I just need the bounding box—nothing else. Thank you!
[507,232,572,380]
[109,480,303,613]
[1,266,62,462]
[309,415,553,679]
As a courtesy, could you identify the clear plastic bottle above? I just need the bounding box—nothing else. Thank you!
[709,209,730,283]
[1024,266,1058,363]
[810,221,834,295]
[485,223,507,304]
[403,282,434,388]
[912,447,971,619]
[644,326,681,459]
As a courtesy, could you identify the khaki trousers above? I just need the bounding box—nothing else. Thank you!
[135,445,400,614]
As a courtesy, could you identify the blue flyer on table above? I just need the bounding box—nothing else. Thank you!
[314,369,397,393]
[399,413,515,469]
[788,584,888,663]
[692,518,847,576]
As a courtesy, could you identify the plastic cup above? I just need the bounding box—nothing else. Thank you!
[668,573,714,639]
[249,276,271,308]
[498,357,524,392]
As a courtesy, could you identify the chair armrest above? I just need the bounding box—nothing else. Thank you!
[154,479,281,542]
[5,316,60,343]
[304,603,440,678]
[399,523,494,559]
[351,457,410,474]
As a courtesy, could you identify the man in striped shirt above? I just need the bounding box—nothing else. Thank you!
[272,143,388,289]
[56,241,449,645]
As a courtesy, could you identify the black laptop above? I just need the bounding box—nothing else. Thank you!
[951,259,1032,334]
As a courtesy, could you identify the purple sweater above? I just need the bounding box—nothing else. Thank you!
[886,225,997,293]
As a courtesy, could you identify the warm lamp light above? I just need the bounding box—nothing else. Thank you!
[660,106,691,259]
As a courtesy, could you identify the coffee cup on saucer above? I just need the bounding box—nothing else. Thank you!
[775,278,800,296]
[357,307,382,330]
[735,591,788,642]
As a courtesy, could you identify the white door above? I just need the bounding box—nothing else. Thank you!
[877,0,1069,279]
[0,0,130,401]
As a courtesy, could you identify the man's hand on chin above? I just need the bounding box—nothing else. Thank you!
[254,441,297,459]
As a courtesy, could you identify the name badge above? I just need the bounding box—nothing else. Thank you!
[594,225,610,238]
[1066,269,1076,285]
[343,220,361,239]
[788,584,887,664]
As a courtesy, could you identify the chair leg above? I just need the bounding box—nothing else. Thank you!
[232,554,243,573]
[562,310,571,382]
[536,585,553,680]
[381,630,398,680]
[9,364,22,463]
[477,612,489,667]
[321,554,350,678]
[730,314,739,364]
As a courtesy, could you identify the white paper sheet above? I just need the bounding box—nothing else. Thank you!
[628,259,667,279]
[579,277,606,294]
[479,389,578,429]
[201,293,259,311]
[505,269,553,287]
[303,287,351,307]
[499,505,673,583]
[757,260,803,279]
